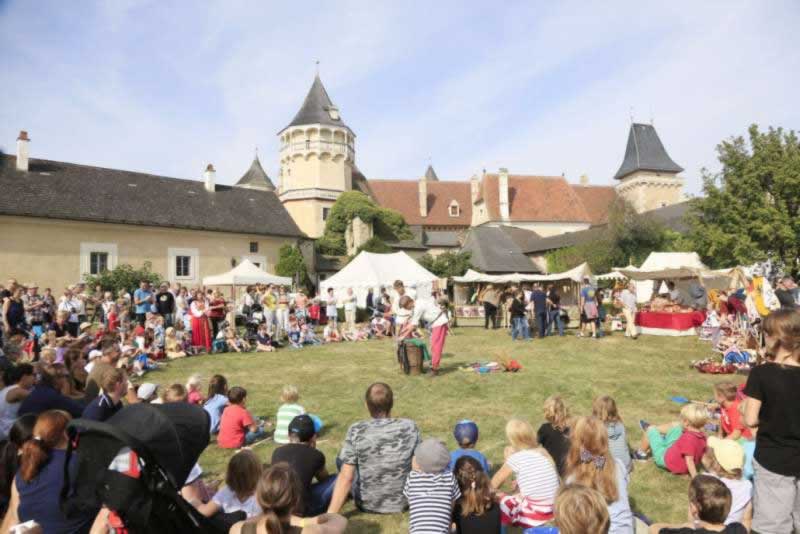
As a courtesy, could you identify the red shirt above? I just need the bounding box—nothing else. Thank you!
[217,404,254,448]
[664,429,707,474]
[720,400,753,439]
[309,304,320,320]
[208,298,226,319]
[107,311,119,332]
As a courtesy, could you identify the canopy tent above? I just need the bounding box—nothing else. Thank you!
[320,251,439,307]
[453,270,508,284]
[596,271,627,281]
[454,263,593,284]
[202,259,292,287]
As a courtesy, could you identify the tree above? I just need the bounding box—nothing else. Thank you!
[354,237,393,255]
[84,262,163,295]
[417,251,472,278]
[275,244,311,290]
[686,125,800,273]
[317,191,414,255]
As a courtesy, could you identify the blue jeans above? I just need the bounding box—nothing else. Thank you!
[535,312,548,338]
[245,427,267,445]
[511,317,529,340]
[308,475,338,516]
[547,309,563,336]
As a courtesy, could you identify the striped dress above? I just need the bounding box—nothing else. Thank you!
[274,403,305,444]
[403,470,461,533]
[499,449,560,527]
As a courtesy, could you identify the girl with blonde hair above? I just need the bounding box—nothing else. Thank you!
[491,419,560,529]
[592,395,632,473]
[537,395,571,476]
[554,484,610,534]
[565,417,632,533]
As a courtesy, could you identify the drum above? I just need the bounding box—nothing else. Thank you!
[403,341,424,376]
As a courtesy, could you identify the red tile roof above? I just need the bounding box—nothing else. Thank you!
[367,179,472,226]
[570,185,618,225]
[479,174,592,223]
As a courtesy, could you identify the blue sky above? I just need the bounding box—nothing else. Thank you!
[1,1,798,194]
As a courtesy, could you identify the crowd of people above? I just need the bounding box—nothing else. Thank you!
[0,269,798,533]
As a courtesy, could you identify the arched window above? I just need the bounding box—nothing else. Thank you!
[449,200,460,217]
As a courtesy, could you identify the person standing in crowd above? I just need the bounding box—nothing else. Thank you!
[343,288,357,332]
[546,284,564,337]
[74,283,89,325]
[510,290,529,341]
[58,287,81,337]
[294,289,309,323]
[41,287,55,325]
[2,287,26,337]
[328,382,420,514]
[174,286,189,326]
[366,288,375,311]
[325,288,338,329]
[208,290,227,340]
[774,276,798,310]
[411,296,451,376]
[21,284,45,338]
[262,284,277,334]
[481,284,499,330]
[276,286,291,340]
[742,308,800,533]
[530,284,548,338]
[190,294,212,353]
[155,283,176,327]
[580,277,598,339]
[133,280,153,326]
[620,282,638,340]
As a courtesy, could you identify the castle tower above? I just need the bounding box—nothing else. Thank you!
[278,75,355,238]
[613,123,684,213]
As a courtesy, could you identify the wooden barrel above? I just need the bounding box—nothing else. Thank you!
[404,341,424,375]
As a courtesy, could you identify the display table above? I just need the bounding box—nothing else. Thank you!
[635,310,706,336]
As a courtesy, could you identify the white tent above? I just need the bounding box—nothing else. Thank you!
[320,251,439,307]
[202,259,292,287]
[454,263,592,284]
[453,270,507,284]
[617,252,712,302]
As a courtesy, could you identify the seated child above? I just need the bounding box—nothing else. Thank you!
[554,484,611,534]
[713,382,752,441]
[592,395,632,473]
[323,323,341,343]
[649,474,747,533]
[165,327,187,359]
[536,395,571,477]
[370,316,390,338]
[635,404,709,477]
[403,438,461,534]
[153,316,166,351]
[343,324,369,342]
[300,324,321,346]
[203,374,229,435]
[225,327,251,353]
[448,419,490,472]
[217,386,266,449]
[213,327,228,353]
[702,437,752,528]
[453,456,500,534]
[286,317,302,349]
[274,385,305,444]
[255,324,276,352]
[186,374,205,405]
[163,383,189,403]
[197,449,262,519]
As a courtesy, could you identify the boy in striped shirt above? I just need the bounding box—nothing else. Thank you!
[404,438,461,534]
[274,385,305,444]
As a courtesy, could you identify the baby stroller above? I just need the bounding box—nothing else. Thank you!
[61,402,230,533]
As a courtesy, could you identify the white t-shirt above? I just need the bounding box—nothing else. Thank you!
[711,474,752,525]
[212,485,261,518]
[343,294,357,312]
[0,385,22,440]
[506,449,560,503]
[621,289,637,311]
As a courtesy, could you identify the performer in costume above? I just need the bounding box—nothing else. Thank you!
[190,295,212,352]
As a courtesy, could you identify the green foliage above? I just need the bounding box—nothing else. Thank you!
[275,244,311,289]
[354,237,393,255]
[417,251,472,278]
[318,191,413,255]
[84,262,163,295]
[686,125,800,273]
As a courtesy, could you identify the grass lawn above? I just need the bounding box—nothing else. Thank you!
[149,327,743,533]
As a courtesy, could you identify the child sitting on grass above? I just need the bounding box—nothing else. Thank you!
[554,484,611,534]
[254,324,277,352]
[274,385,305,444]
[537,394,572,477]
[712,382,752,440]
[225,326,251,353]
[163,383,188,403]
[649,474,747,533]
[203,374,229,435]
[186,374,204,405]
[635,404,709,478]
[323,322,341,343]
[453,456,501,533]
[217,386,266,449]
[448,419,490,472]
[404,438,461,534]
[592,395,632,473]
[702,437,752,529]
[164,327,187,359]
[286,316,302,348]
[197,449,262,519]
[300,324,321,345]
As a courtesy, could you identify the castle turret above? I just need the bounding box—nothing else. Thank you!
[613,123,684,213]
[278,74,355,238]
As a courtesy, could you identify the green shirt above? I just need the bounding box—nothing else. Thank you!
[274,403,305,444]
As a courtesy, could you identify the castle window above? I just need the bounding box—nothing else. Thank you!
[249,241,259,253]
[305,139,311,150]
[80,242,117,281]
[176,256,191,278]
[168,247,199,282]
[448,200,460,217]
[322,207,331,221]
[89,252,109,275]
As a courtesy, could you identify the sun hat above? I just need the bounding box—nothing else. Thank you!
[137,382,159,401]
[707,436,744,472]
[453,419,479,445]
[414,438,450,473]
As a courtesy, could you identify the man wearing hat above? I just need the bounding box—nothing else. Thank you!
[272,414,334,516]
[21,283,44,336]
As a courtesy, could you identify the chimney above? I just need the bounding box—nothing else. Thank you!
[498,167,510,220]
[579,174,589,186]
[418,176,428,217]
[204,163,216,193]
[470,174,480,203]
[16,131,30,172]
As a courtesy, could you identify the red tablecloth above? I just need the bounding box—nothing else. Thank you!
[635,310,706,330]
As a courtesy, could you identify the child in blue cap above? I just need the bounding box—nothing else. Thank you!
[448,419,490,472]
